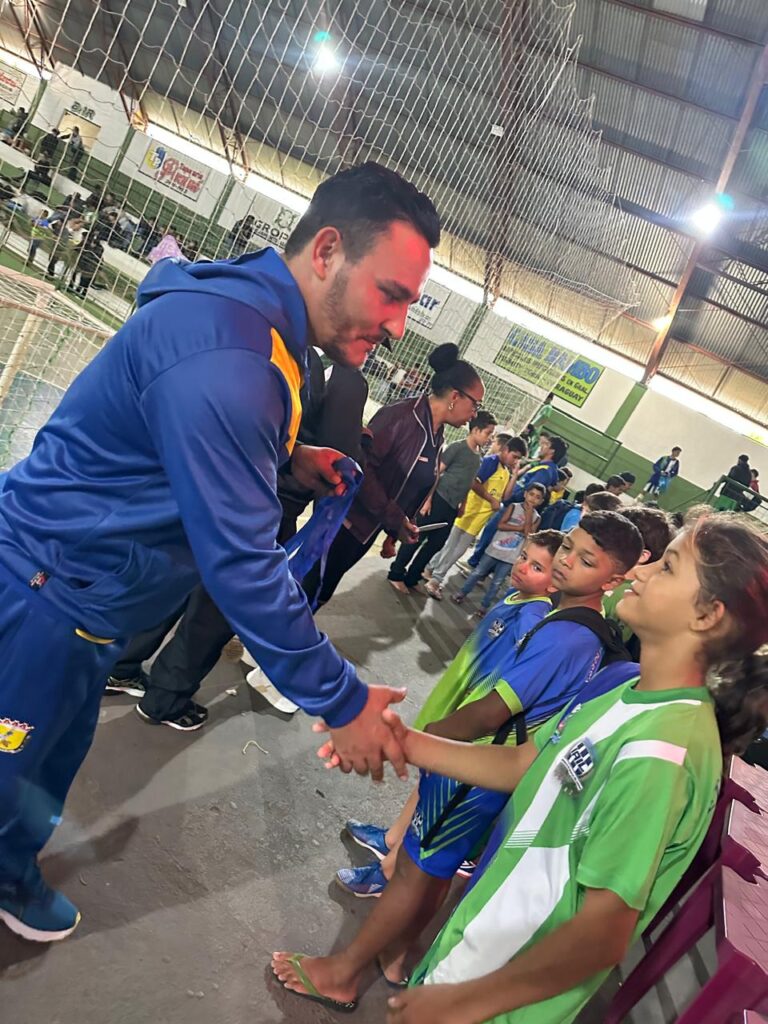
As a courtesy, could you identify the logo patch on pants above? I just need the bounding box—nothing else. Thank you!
[0,718,34,754]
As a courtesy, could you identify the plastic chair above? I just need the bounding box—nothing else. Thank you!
[674,868,768,1023]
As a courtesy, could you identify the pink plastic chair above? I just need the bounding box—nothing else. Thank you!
[674,868,768,1023]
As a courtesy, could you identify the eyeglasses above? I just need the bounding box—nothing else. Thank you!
[457,388,482,412]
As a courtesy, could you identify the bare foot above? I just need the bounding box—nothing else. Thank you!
[378,949,410,985]
[271,951,361,1004]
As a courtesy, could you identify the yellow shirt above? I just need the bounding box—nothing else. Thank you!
[454,461,510,537]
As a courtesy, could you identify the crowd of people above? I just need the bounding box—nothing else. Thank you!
[0,160,767,1024]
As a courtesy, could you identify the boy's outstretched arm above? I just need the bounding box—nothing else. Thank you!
[426,690,511,741]
[386,888,638,1024]
[378,711,537,792]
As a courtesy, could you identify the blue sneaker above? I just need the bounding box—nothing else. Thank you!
[335,863,387,898]
[345,819,389,861]
[0,874,80,942]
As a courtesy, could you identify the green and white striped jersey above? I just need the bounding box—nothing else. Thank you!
[411,677,722,1024]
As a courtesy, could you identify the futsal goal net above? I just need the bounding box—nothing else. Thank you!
[0,265,112,469]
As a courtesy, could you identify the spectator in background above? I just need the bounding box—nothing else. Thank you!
[227,215,255,256]
[38,127,61,162]
[148,226,184,264]
[549,467,572,504]
[304,344,485,608]
[40,215,83,279]
[69,227,104,296]
[741,468,762,513]
[605,473,635,498]
[722,454,753,505]
[644,446,682,498]
[387,411,498,594]
[17,152,53,189]
[61,125,84,179]
[2,106,28,147]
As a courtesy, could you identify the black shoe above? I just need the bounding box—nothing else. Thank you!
[105,673,147,697]
[135,700,208,732]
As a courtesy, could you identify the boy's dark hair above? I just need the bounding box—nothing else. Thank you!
[506,436,528,457]
[574,489,586,504]
[428,343,481,398]
[620,471,637,485]
[621,506,675,563]
[557,469,569,483]
[584,490,623,513]
[494,432,512,446]
[470,410,497,431]
[672,446,682,454]
[526,528,563,559]
[547,436,567,464]
[579,511,644,574]
[584,482,605,497]
[284,161,441,260]
[670,510,685,529]
[606,474,626,489]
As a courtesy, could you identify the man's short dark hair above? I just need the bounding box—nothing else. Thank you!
[546,436,567,464]
[606,475,625,490]
[621,506,674,564]
[585,482,605,497]
[579,511,644,574]
[584,490,623,513]
[526,529,563,559]
[470,410,497,431]
[620,472,636,485]
[284,161,440,260]
[506,436,528,457]
[672,446,682,454]
[494,432,512,446]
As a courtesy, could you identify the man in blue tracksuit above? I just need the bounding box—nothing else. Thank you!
[466,434,566,570]
[0,162,440,942]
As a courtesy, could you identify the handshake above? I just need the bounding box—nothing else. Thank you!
[316,685,415,782]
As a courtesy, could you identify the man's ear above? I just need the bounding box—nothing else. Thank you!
[310,227,343,280]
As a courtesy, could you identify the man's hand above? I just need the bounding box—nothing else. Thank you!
[387,984,478,1024]
[419,498,432,517]
[290,445,346,496]
[315,685,409,782]
[380,535,397,559]
[489,497,501,512]
[398,518,419,544]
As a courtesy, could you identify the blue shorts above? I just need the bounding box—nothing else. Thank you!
[402,768,509,879]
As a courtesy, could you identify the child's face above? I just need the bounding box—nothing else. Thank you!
[510,543,556,597]
[502,447,521,469]
[617,532,702,642]
[551,527,625,597]
[472,425,496,447]
[524,487,546,508]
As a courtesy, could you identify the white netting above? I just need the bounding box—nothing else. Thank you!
[0,266,111,467]
[0,0,637,449]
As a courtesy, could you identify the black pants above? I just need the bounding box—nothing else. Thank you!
[387,492,457,588]
[112,513,299,719]
[302,526,376,607]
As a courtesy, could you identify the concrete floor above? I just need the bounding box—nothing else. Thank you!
[0,554,713,1023]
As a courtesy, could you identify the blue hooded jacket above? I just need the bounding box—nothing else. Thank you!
[0,248,367,726]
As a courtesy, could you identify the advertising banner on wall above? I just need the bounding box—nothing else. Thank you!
[494,324,604,408]
[247,194,301,250]
[407,279,450,330]
[138,139,210,201]
[0,59,26,106]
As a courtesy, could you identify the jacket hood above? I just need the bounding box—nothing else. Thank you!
[137,247,309,365]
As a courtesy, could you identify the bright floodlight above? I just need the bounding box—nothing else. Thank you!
[689,202,723,236]
[314,45,339,74]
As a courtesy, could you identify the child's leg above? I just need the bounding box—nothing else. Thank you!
[381,786,420,879]
[482,558,512,609]
[272,847,449,1000]
[459,551,495,596]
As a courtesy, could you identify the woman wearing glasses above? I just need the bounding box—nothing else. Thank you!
[302,343,485,608]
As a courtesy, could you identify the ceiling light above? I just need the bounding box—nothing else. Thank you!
[688,193,733,237]
[651,314,673,332]
[314,45,339,74]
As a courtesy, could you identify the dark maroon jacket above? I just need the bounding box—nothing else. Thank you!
[345,395,444,544]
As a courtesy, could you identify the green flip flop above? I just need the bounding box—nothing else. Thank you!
[274,953,358,1013]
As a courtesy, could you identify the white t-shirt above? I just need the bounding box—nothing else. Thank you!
[487,503,539,563]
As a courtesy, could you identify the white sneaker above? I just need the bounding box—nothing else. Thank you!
[245,666,299,714]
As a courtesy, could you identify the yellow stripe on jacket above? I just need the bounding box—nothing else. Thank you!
[269,328,303,456]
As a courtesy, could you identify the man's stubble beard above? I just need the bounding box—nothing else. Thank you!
[318,268,362,368]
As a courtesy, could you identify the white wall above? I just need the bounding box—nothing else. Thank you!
[620,389,766,488]
[33,64,130,167]
[408,287,475,343]
[574,366,634,433]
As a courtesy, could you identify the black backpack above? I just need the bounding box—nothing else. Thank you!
[539,498,576,531]
[420,607,631,849]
